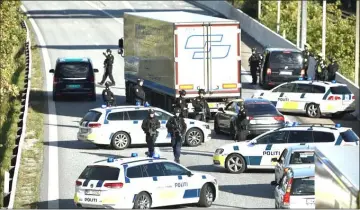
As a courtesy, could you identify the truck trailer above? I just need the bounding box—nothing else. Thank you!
[123,11,241,113]
[314,145,359,209]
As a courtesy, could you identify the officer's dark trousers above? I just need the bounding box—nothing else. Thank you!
[101,66,115,84]
[146,135,156,157]
[171,135,182,163]
[104,99,115,107]
[194,112,205,122]
[181,110,188,118]
[236,130,247,142]
[250,67,257,84]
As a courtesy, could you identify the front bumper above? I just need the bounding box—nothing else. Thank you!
[213,154,226,168]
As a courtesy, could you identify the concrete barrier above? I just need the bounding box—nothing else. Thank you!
[193,0,360,120]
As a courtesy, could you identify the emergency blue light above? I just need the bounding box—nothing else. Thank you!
[107,157,115,162]
[152,153,160,159]
[298,77,304,81]
[101,105,107,108]
[335,124,341,128]
[135,101,141,106]
[331,80,336,83]
[292,122,298,127]
[307,77,312,81]
[131,153,138,157]
[144,102,150,107]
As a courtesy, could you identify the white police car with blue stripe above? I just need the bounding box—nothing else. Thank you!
[74,153,218,209]
[213,122,359,173]
[77,103,211,149]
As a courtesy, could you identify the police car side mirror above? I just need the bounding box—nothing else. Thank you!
[93,69,99,73]
[271,157,278,162]
[49,69,55,73]
[270,181,278,186]
[218,107,225,112]
[186,171,193,177]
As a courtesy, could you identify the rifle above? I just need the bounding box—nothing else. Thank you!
[148,121,159,138]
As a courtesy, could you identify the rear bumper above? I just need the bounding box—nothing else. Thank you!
[266,75,302,86]
[248,124,284,135]
[77,131,110,145]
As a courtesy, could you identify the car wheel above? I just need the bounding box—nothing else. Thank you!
[185,128,203,147]
[111,131,130,150]
[94,144,108,149]
[133,192,152,209]
[225,153,246,173]
[198,183,214,207]
[214,119,221,134]
[306,103,320,118]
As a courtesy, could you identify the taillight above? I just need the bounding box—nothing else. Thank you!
[76,180,82,186]
[274,116,284,121]
[283,178,293,205]
[88,123,101,128]
[267,68,271,75]
[300,69,305,76]
[352,95,355,100]
[247,116,254,120]
[89,76,94,82]
[104,182,123,188]
[327,96,341,100]
[53,77,59,84]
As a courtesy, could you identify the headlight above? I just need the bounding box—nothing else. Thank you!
[203,124,210,129]
[215,148,224,154]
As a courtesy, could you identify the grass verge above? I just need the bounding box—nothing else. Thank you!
[13,18,45,209]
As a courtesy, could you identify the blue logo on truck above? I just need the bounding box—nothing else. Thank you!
[184,34,231,59]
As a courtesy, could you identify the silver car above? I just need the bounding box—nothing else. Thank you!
[272,166,315,209]
[272,145,315,184]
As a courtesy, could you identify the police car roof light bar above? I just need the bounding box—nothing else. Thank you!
[335,124,341,128]
[101,105,107,108]
[144,102,150,107]
[152,153,160,159]
[131,153,138,157]
[136,101,141,106]
[107,157,115,162]
[331,80,336,83]
[298,77,304,81]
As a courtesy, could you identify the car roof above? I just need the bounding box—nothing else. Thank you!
[265,48,301,53]
[289,166,315,178]
[91,106,171,114]
[56,57,91,63]
[91,157,168,167]
[290,80,347,87]
[231,98,270,104]
[287,145,316,152]
[278,124,351,132]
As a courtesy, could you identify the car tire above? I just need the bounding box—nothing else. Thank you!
[198,183,214,207]
[111,131,131,150]
[225,153,246,174]
[185,128,203,147]
[133,192,152,209]
[214,119,221,134]
[306,103,321,118]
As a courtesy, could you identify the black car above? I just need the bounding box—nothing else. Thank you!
[214,98,285,139]
[259,48,305,89]
[49,58,99,101]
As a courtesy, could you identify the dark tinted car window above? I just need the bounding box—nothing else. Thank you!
[126,166,143,178]
[290,177,315,196]
[142,163,165,177]
[245,103,279,115]
[257,131,289,144]
[155,111,171,121]
[273,84,296,93]
[295,84,313,93]
[79,166,119,180]
[56,62,91,78]
[107,112,124,121]
[270,51,303,67]
[330,86,352,94]
[289,151,314,164]
[162,162,188,176]
[128,111,148,120]
[288,131,314,143]
[340,130,359,142]
[312,85,325,93]
[82,111,101,122]
[313,131,335,143]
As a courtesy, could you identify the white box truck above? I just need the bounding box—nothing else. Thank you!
[315,145,359,209]
[123,11,241,113]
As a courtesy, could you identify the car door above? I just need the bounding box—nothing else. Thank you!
[274,149,288,183]
[274,83,297,112]
[217,102,236,132]
[287,130,314,146]
[265,83,291,108]
[253,130,290,167]
[154,110,172,143]
[275,174,289,208]
[105,111,126,141]
[288,83,314,113]
[127,110,149,144]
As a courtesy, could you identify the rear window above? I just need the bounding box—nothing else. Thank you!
[289,151,314,164]
[56,62,91,78]
[291,177,314,196]
[82,111,102,122]
[330,86,352,94]
[79,165,120,180]
[246,103,279,115]
[340,130,359,142]
[270,51,303,67]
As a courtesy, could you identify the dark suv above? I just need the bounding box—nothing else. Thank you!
[49,58,99,101]
[259,48,304,89]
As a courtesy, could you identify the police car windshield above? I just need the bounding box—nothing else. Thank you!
[82,111,102,122]
[246,103,278,115]
[340,130,359,142]
[330,86,352,94]
[79,165,120,180]
[56,62,91,78]
[290,177,314,196]
[270,51,303,68]
[289,151,314,164]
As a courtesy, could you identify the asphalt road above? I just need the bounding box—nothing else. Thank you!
[22,1,358,209]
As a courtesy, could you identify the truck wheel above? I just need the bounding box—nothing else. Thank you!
[111,131,131,150]
[198,183,214,207]
[185,128,203,147]
[306,103,320,118]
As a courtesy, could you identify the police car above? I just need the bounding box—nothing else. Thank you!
[252,79,356,118]
[212,123,359,173]
[77,104,211,149]
[74,153,218,209]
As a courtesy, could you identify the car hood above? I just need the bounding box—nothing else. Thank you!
[216,141,253,155]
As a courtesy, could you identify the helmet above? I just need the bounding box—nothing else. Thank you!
[179,89,186,96]
[137,79,144,84]
[251,48,256,53]
[174,107,181,114]
[198,89,205,95]
[148,109,155,114]
[106,49,111,53]
[329,57,334,62]
[105,81,112,87]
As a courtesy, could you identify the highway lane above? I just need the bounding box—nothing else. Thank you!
[22,1,356,209]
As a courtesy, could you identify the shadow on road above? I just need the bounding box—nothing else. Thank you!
[44,139,98,150]
[28,199,75,209]
[219,184,275,199]
[187,164,227,173]
[81,151,127,159]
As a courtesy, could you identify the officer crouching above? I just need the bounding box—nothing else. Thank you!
[191,89,210,122]
[102,81,116,106]
[141,109,160,157]
[166,107,187,164]
[234,104,249,142]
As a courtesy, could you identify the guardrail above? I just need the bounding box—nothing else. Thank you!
[192,0,360,120]
[2,19,32,208]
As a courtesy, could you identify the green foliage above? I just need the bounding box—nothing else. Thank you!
[228,0,356,82]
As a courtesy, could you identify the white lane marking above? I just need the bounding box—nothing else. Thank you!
[84,1,123,24]
[21,5,59,209]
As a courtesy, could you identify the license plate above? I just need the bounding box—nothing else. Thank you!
[306,198,315,204]
[280,71,292,75]
[67,84,81,88]
[80,128,88,133]
[255,120,272,124]
[85,190,101,196]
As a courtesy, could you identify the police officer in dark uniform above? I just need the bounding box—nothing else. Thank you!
[141,109,160,157]
[99,49,115,86]
[327,57,339,81]
[316,56,328,81]
[166,107,187,164]
[234,104,249,142]
[102,81,116,106]
[173,89,188,118]
[248,48,261,85]
[191,89,210,122]
[302,45,311,72]
[133,79,146,105]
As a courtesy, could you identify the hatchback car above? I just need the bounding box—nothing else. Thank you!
[49,57,99,101]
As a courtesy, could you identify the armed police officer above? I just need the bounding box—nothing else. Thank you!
[141,109,161,157]
[327,57,339,81]
[234,104,249,142]
[191,89,210,122]
[133,79,146,105]
[102,81,116,106]
[166,107,187,164]
[173,89,188,118]
[248,48,262,85]
[315,55,328,81]
[99,49,116,86]
[302,44,311,72]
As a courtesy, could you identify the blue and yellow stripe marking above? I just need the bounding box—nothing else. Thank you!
[279,93,284,97]
[260,92,264,96]
[178,175,182,180]
[83,179,90,187]
[161,120,166,124]
[265,144,272,150]
[153,176,158,181]
[247,156,262,165]
[300,93,306,98]
[123,164,130,183]
[183,189,200,198]
[322,89,331,100]
[96,180,104,187]
[233,146,239,151]
[202,175,206,179]
[190,121,195,124]
[335,135,342,145]
[104,109,112,124]
[133,120,138,124]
